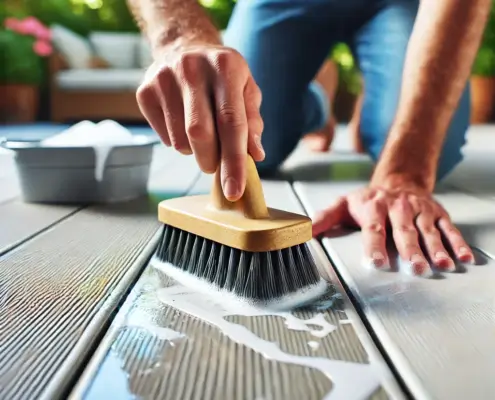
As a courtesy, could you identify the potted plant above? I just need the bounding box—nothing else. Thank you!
[470,1,495,124]
[0,15,53,123]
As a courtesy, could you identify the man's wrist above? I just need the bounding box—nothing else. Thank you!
[371,135,438,192]
[128,0,222,60]
[371,169,434,193]
[152,31,221,58]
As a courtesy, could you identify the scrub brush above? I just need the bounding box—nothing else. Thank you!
[153,155,328,308]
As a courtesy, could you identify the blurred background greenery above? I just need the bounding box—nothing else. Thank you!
[0,0,362,91]
[3,0,494,89]
[1,0,494,121]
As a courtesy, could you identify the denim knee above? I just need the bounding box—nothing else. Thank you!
[363,85,470,183]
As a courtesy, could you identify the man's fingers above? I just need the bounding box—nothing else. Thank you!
[389,195,430,275]
[136,84,170,146]
[360,201,388,269]
[244,76,265,161]
[156,68,191,155]
[179,56,219,173]
[438,217,475,263]
[416,213,455,271]
[312,197,348,237]
[213,55,249,201]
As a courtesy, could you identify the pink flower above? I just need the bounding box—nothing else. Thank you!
[33,40,53,57]
[4,17,23,33]
[21,17,51,41]
[4,16,51,41]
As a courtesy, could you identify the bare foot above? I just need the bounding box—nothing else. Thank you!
[302,59,339,152]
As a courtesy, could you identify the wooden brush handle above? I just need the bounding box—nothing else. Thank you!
[211,154,270,219]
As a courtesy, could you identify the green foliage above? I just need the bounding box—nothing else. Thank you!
[472,1,495,76]
[199,0,236,30]
[0,28,45,84]
[330,43,362,95]
[0,4,47,85]
[20,0,138,36]
[16,0,236,36]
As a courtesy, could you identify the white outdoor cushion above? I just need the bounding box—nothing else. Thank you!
[56,69,144,90]
[89,32,141,69]
[138,36,153,68]
[51,24,94,69]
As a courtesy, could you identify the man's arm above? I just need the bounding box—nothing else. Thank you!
[128,0,265,201]
[372,0,492,192]
[127,0,222,57]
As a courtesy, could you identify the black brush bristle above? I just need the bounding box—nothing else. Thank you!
[155,224,322,301]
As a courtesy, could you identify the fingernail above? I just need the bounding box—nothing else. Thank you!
[362,252,389,270]
[458,246,474,263]
[410,254,431,276]
[371,252,388,268]
[223,177,239,199]
[435,252,455,271]
[255,135,265,155]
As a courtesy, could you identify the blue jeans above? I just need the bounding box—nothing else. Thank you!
[223,0,470,181]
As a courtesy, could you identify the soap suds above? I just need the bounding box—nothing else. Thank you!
[151,256,330,311]
[124,310,185,342]
[156,284,380,400]
[307,341,320,350]
[42,120,147,181]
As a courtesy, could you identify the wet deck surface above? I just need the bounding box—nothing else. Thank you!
[1,124,494,400]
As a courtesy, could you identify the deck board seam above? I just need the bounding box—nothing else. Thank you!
[0,206,86,257]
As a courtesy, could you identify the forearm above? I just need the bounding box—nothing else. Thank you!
[127,0,221,57]
[373,0,491,191]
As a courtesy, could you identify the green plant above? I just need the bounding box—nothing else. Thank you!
[472,1,495,76]
[330,43,362,95]
[199,0,236,30]
[0,14,52,85]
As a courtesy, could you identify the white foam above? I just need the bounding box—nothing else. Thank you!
[124,310,185,342]
[151,256,330,311]
[156,283,381,400]
[42,120,139,181]
[307,341,320,350]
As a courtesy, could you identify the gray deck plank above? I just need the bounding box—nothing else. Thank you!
[70,173,405,400]
[0,148,83,255]
[0,146,200,400]
[0,200,82,256]
[294,180,495,400]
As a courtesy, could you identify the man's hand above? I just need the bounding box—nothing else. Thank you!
[312,183,475,276]
[136,43,265,201]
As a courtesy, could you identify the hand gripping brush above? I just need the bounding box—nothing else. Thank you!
[152,155,328,308]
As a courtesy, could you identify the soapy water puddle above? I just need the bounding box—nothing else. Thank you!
[145,258,382,400]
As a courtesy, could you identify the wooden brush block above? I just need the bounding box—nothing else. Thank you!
[157,155,312,252]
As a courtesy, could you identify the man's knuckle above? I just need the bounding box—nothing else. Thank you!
[249,117,264,136]
[218,106,244,127]
[420,224,438,235]
[156,66,174,85]
[177,53,201,82]
[214,50,236,71]
[187,120,208,141]
[396,224,416,234]
[444,225,460,236]
[136,84,153,102]
[364,222,386,235]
